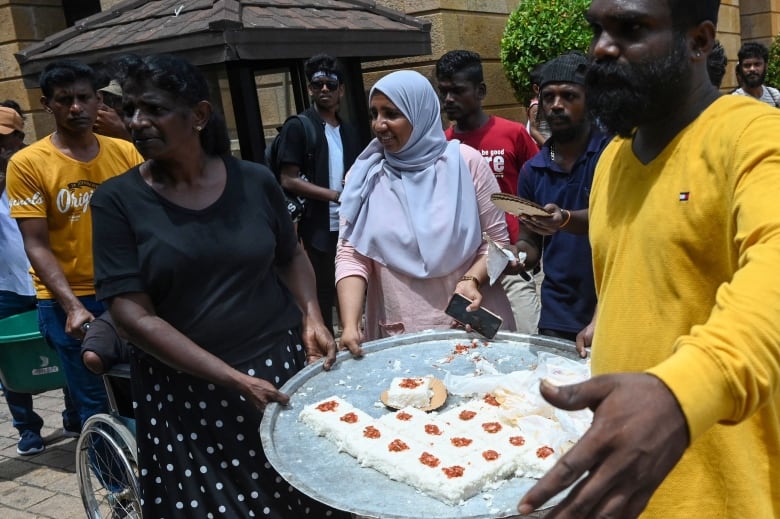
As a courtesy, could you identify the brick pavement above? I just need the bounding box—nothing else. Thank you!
[0,389,84,519]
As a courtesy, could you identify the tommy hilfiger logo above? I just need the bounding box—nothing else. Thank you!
[679,192,690,202]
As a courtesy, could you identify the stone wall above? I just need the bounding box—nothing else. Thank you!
[0,0,66,139]
[371,1,524,122]
[740,0,780,45]
[720,0,744,91]
[372,1,753,113]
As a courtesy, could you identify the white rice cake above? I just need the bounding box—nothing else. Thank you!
[357,432,493,505]
[299,394,566,505]
[386,375,434,409]
[377,406,454,448]
[298,396,374,454]
[511,415,565,479]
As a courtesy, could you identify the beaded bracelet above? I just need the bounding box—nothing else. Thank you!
[458,275,481,289]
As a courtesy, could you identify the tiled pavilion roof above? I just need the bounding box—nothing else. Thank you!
[16,0,431,82]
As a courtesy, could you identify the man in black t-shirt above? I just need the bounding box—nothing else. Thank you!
[276,54,362,334]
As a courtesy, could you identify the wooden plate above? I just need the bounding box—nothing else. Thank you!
[380,377,447,412]
[491,193,552,217]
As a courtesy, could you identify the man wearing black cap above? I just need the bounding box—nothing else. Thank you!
[275,54,361,334]
[514,51,609,350]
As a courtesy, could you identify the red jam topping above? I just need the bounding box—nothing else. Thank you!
[459,410,477,421]
[363,426,381,439]
[419,452,440,467]
[482,422,502,434]
[451,437,473,447]
[316,400,338,412]
[509,436,526,446]
[536,446,555,459]
[442,465,465,478]
[399,378,424,389]
[340,412,358,423]
[453,342,478,354]
[424,424,442,435]
[482,450,500,461]
[388,439,409,452]
[396,412,413,421]
[484,394,500,407]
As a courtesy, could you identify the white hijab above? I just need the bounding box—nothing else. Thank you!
[339,70,481,278]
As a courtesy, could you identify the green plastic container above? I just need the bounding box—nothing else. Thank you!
[0,310,66,394]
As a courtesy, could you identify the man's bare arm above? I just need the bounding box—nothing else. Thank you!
[17,217,93,337]
[279,163,341,203]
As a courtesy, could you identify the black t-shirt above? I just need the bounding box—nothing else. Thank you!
[277,107,362,252]
[91,156,301,365]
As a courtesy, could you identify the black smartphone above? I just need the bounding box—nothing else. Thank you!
[444,293,503,339]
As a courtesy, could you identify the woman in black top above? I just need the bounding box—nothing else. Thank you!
[91,54,344,518]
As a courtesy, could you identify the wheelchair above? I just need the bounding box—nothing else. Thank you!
[75,363,142,518]
[0,310,140,517]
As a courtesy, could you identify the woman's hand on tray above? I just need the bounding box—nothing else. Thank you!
[301,314,339,370]
[338,324,365,358]
[238,373,290,412]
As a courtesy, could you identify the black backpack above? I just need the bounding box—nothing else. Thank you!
[265,113,319,221]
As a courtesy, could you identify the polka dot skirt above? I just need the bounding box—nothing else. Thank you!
[129,329,350,518]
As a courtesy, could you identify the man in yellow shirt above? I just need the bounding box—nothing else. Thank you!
[6,60,142,433]
[518,1,780,518]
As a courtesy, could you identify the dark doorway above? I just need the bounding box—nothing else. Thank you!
[64,0,102,27]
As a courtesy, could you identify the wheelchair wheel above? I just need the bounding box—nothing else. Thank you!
[76,414,141,518]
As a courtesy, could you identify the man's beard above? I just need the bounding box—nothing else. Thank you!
[742,69,766,89]
[548,114,588,143]
[585,36,691,137]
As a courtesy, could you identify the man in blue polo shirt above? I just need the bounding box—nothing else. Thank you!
[515,52,609,349]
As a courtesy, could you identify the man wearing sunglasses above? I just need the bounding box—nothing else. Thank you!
[275,54,362,335]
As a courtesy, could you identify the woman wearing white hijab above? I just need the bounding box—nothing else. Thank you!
[336,70,515,353]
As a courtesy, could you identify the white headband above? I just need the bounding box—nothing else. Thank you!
[310,71,340,83]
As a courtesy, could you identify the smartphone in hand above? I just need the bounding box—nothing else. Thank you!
[444,293,503,339]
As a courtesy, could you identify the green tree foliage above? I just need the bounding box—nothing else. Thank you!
[768,33,780,88]
[500,0,592,105]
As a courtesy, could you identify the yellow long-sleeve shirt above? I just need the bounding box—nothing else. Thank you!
[589,95,780,518]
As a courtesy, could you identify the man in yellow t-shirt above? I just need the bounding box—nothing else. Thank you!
[6,60,142,432]
[517,1,780,518]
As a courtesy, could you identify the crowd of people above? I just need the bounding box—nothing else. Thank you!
[0,0,779,516]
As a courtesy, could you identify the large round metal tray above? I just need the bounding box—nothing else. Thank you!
[260,330,583,519]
